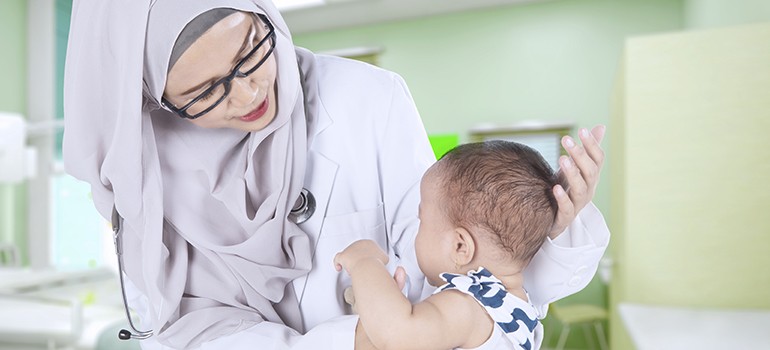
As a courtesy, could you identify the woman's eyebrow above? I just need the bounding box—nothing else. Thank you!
[181,77,216,96]
[179,20,259,97]
[232,20,258,65]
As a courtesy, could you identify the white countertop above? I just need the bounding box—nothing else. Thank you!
[619,303,770,350]
[0,267,125,348]
[0,267,115,294]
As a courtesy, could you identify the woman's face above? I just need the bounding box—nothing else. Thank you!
[164,12,278,132]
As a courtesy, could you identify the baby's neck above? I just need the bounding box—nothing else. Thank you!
[481,266,528,302]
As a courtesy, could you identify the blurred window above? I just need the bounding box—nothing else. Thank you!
[52,0,110,270]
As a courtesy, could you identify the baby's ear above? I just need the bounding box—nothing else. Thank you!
[452,227,476,267]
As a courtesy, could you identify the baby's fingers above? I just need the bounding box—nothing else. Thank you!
[333,253,344,272]
[394,266,407,291]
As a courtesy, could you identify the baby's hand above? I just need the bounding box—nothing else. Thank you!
[334,239,388,274]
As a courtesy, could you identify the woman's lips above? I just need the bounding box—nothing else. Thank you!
[239,97,269,122]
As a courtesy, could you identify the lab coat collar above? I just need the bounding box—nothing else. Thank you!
[297,47,333,148]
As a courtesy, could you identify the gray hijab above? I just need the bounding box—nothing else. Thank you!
[64,0,318,347]
[168,8,238,71]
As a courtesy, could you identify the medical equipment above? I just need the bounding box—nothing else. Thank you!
[112,188,315,341]
[111,207,154,341]
[0,267,122,349]
[289,188,316,224]
[0,113,29,183]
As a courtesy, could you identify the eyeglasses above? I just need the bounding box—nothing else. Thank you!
[162,14,276,120]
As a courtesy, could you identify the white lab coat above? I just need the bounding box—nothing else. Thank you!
[127,55,610,349]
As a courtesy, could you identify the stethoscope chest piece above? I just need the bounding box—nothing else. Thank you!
[289,188,315,224]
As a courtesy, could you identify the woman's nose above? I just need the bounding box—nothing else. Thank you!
[228,76,258,107]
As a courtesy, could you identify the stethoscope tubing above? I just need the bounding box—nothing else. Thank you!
[110,188,314,341]
[112,206,154,340]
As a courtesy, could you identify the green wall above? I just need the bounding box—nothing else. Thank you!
[7,0,767,346]
[0,1,27,114]
[294,0,685,227]
[685,0,770,29]
[609,2,770,349]
[610,22,770,349]
[55,0,72,159]
[293,0,685,347]
[0,0,28,263]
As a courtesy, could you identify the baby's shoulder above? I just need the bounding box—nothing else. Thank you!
[425,290,495,348]
[424,289,490,327]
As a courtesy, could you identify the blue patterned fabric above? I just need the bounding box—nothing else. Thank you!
[437,267,540,350]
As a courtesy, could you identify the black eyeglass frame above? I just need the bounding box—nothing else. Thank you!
[161,14,276,120]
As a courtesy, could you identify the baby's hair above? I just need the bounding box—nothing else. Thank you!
[435,140,560,264]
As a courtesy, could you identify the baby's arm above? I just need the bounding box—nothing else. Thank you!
[335,240,491,350]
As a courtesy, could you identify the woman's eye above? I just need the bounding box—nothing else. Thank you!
[243,50,264,68]
[247,51,260,63]
[199,90,215,102]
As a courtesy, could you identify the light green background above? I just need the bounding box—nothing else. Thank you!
[0,0,28,263]
[2,0,770,348]
[684,0,770,29]
[292,1,677,347]
[294,0,687,230]
[610,21,770,350]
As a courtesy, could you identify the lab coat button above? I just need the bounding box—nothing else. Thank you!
[575,266,588,275]
[568,276,582,287]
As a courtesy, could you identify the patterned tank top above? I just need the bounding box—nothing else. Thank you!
[436,267,540,350]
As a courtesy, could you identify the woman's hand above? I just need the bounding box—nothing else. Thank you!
[550,125,606,239]
[334,239,389,274]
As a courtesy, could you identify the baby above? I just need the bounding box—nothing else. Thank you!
[334,140,560,350]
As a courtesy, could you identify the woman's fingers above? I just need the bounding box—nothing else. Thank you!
[591,124,606,144]
[549,184,574,238]
[564,133,599,192]
[551,124,607,238]
[559,142,589,203]
[579,126,606,173]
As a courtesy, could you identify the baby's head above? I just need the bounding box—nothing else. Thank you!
[415,140,560,286]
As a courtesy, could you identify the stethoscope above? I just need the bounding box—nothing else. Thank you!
[111,206,153,340]
[112,188,316,341]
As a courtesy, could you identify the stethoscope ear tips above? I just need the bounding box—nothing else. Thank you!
[118,329,132,340]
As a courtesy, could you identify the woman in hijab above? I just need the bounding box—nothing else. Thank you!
[63,0,610,349]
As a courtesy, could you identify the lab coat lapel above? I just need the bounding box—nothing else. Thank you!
[292,107,336,303]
